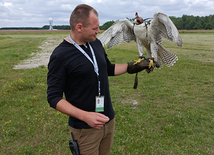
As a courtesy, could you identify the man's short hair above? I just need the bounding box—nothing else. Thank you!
[70,4,98,30]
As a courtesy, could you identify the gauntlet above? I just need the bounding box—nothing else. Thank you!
[127,57,159,74]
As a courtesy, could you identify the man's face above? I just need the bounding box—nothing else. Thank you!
[82,11,100,42]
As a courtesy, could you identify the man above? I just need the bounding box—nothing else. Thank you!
[47,4,158,155]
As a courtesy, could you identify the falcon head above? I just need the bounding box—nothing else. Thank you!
[134,12,143,25]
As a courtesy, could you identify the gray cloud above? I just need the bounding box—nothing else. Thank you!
[0,0,213,28]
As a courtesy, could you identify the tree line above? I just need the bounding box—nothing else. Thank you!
[169,14,214,30]
[1,14,213,30]
[99,14,214,30]
[0,25,71,30]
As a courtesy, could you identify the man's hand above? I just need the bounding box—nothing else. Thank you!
[83,112,109,129]
[56,99,109,129]
[127,57,160,74]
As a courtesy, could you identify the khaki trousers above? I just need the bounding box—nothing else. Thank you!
[69,118,115,155]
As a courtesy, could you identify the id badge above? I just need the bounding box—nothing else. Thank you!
[95,96,104,112]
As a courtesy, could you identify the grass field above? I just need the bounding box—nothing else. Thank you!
[0,31,214,155]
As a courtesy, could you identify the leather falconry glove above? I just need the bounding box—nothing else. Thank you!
[127,57,159,74]
[127,57,160,89]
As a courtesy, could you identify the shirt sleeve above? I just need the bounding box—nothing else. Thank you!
[95,38,115,76]
[105,53,115,76]
[47,55,66,109]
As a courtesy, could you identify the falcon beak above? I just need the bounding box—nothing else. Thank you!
[134,19,138,24]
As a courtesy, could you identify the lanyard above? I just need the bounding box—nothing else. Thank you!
[68,35,101,96]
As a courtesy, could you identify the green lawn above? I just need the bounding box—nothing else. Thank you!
[0,32,214,154]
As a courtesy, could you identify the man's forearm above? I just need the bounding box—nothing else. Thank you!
[56,99,86,121]
[55,99,110,129]
[114,64,128,76]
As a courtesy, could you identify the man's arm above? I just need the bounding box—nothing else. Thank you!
[114,64,128,76]
[56,99,109,129]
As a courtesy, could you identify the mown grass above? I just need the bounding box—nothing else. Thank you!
[0,32,214,155]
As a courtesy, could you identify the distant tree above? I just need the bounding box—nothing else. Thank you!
[99,21,115,30]
[189,20,196,29]
[185,23,191,30]
[204,23,213,30]
[194,21,203,30]
[42,25,49,29]
[182,15,188,23]
[54,25,70,30]
[170,16,184,30]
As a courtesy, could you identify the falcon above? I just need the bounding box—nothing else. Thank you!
[98,12,182,68]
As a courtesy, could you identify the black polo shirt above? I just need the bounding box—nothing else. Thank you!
[47,38,115,129]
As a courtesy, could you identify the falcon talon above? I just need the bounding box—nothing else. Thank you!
[134,58,144,65]
[148,59,154,68]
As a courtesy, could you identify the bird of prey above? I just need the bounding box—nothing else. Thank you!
[98,12,182,68]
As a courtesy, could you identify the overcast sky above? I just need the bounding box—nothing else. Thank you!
[0,0,214,28]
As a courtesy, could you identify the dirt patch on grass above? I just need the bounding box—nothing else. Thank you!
[13,37,63,69]
[119,98,139,109]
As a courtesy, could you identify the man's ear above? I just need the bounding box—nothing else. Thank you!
[76,23,83,32]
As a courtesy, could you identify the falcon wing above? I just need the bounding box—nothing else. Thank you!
[150,12,182,47]
[98,19,136,49]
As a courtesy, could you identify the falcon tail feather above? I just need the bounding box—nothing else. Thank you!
[158,44,178,67]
